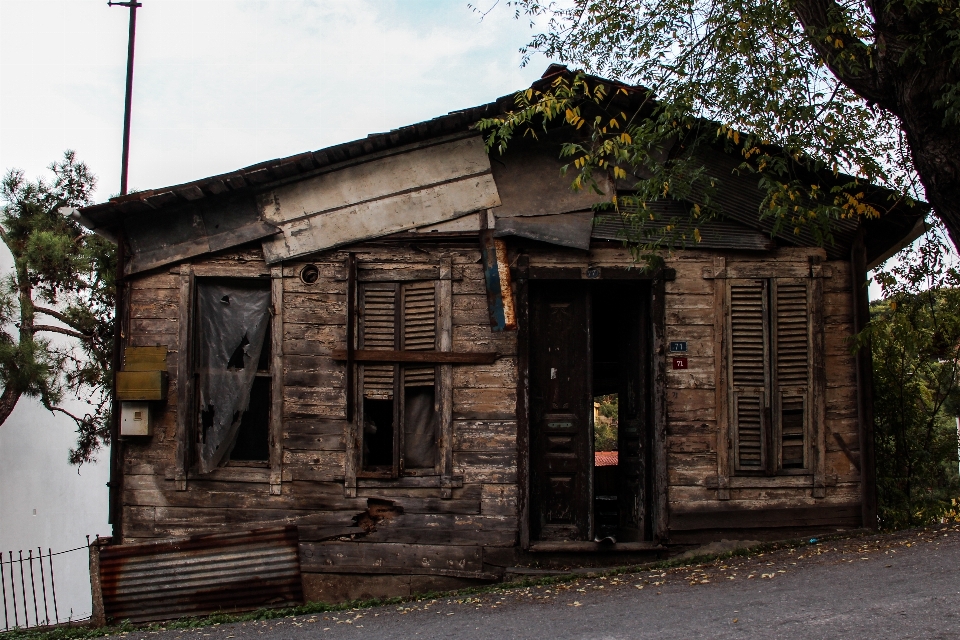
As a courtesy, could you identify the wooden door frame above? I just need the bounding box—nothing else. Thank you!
[515,259,671,549]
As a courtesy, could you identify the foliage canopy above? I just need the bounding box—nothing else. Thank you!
[0,152,116,464]
[478,0,960,251]
[867,225,960,527]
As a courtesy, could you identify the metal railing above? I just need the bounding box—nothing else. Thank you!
[1,544,85,632]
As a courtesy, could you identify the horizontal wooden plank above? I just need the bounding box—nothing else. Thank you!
[454,452,517,483]
[454,420,517,452]
[283,432,345,451]
[298,541,483,574]
[527,541,663,553]
[331,349,498,364]
[480,483,518,518]
[669,504,861,531]
[356,476,463,489]
[262,173,499,262]
[452,358,517,389]
[453,387,517,415]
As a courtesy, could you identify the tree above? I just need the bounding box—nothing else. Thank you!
[0,151,116,464]
[478,0,958,249]
[868,225,960,527]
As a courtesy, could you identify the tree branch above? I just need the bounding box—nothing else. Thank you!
[34,306,87,333]
[33,324,88,340]
[790,0,893,111]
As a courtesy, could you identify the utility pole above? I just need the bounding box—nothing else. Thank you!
[109,1,142,196]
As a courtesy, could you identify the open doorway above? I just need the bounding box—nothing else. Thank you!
[529,280,652,543]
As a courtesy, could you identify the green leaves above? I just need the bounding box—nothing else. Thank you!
[866,225,960,527]
[0,151,114,465]
[496,0,955,250]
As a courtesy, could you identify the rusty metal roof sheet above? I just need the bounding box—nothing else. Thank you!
[98,526,302,624]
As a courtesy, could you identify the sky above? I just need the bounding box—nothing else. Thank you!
[0,0,546,202]
[0,0,548,623]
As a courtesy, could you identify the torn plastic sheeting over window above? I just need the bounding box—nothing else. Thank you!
[195,281,271,473]
[404,387,438,469]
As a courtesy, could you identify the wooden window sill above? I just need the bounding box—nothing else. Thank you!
[357,475,464,489]
[707,475,834,489]
[193,466,271,483]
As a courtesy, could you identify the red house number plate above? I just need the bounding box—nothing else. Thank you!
[672,356,688,370]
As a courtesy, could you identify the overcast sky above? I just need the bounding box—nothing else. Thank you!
[0,0,547,622]
[1,0,546,201]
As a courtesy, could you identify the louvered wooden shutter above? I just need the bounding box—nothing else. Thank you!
[773,280,809,468]
[730,280,768,471]
[401,281,437,387]
[360,283,397,400]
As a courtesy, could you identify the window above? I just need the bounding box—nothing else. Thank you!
[359,280,439,477]
[729,278,811,474]
[194,279,273,473]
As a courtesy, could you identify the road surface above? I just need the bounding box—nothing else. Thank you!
[115,524,960,639]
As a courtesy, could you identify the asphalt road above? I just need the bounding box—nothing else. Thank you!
[125,525,960,640]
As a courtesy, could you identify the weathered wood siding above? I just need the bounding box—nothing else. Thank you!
[525,245,863,540]
[120,240,863,571]
[119,243,518,580]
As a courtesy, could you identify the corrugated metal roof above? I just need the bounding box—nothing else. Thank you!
[98,526,302,624]
[592,200,776,251]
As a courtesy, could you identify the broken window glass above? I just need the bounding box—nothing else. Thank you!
[195,280,272,472]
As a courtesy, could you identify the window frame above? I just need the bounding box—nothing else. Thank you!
[356,280,441,479]
[344,258,455,496]
[709,256,827,499]
[174,264,283,494]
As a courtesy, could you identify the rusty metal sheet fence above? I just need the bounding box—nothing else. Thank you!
[1,545,79,631]
[93,526,303,625]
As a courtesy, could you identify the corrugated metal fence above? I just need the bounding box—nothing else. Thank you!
[92,526,303,625]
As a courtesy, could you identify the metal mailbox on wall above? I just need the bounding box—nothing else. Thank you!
[116,346,168,436]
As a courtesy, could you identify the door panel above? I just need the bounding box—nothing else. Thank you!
[529,283,592,541]
[617,285,649,541]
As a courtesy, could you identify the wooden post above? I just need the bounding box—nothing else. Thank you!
[651,267,669,542]
[88,540,105,628]
[810,256,827,498]
[438,258,454,498]
[712,257,731,500]
[270,265,284,496]
[851,230,878,527]
[515,255,531,549]
[174,264,194,491]
[344,255,358,498]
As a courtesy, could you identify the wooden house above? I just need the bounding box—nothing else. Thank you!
[78,68,925,604]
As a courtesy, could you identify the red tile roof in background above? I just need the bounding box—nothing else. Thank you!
[595,451,618,467]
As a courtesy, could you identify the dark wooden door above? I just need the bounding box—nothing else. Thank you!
[529,282,592,541]
[616,284,651,541]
